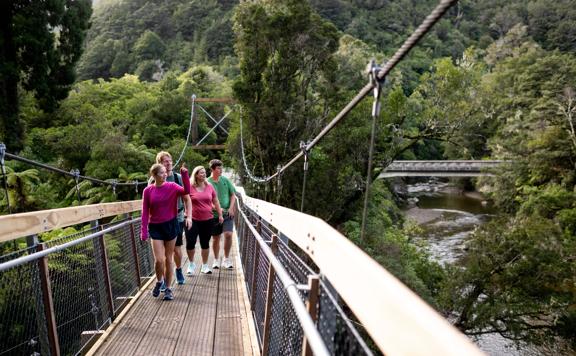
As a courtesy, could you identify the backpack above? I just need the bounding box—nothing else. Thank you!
[174,172,182,186]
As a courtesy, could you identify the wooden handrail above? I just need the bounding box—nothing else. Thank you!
[0,200,141,243]
[238,188,483,356]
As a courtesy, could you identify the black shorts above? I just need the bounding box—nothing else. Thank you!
[185,219,213,250]
[211,213,234,236]
[149,218,179,241]
[175,221,184,246]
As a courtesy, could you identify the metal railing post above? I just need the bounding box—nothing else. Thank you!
[302,275,320,356]
[262,234,278,355]
[250,226,261,308]
[127,214,142,287]
[28,235,49,355]
[36,243,60,356]
[90,220,112,327]
[98,231,115,319]
[241,219,249,267]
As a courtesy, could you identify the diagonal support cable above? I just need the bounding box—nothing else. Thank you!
[197,104,230,135]
[196,109,232,146]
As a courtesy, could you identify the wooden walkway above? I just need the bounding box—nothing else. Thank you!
[89,237,259,356]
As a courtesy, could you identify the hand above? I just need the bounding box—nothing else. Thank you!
[218,215,224,224]
[228,205,236,218]
[140,234,148,241]
[185,217,192,229]
[180,163,188,175]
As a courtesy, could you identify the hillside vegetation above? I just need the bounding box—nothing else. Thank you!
[0,0,574,351]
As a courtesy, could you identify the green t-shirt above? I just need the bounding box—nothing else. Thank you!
[208,176,236,217]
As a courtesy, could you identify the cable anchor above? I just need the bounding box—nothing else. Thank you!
[276,164,283,204]
[300,141,310,172]
[368,59,386,117]
[111,180,117,196]
[134,180,139,194]
[299,141,312,212]
[70,169,81,203]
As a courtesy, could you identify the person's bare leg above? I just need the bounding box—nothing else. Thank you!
[186,248,195,263]
[201,248,209,264]
[223,231,233,258]
[152,239,166,281]
[212,235,221,259]
[174,244,182,268]
[164,239,176,287]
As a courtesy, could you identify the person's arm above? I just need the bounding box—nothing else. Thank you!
[227,177,237,217]
[140,189,150,241]
[180,166,190,195]
[212,188,224,224]
[228,193,237,218]
[183,194,192,229]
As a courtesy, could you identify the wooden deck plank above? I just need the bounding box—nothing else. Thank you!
[89,234,260,356]
[95,278,161,355]
[173,255,219,355]
[135,253,204,356]
[214,267,244,355]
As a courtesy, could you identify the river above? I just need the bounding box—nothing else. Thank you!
[403,180,543,356]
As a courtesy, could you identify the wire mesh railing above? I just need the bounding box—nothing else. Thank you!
[0,216,151,356]
[235,194,374,356]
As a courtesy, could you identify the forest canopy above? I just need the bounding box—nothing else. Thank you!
[0,0,575,351]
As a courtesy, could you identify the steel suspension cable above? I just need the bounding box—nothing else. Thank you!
[2,151,147,188]
[252,0,458,183]
[238,109,268,183]
[174,94,197,167]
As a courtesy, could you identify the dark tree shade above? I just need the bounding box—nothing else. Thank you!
[0,0,92,152]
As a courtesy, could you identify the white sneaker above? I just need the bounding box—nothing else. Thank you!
[212,259,220,269]
[222,258,233,269]
[200,264,212,274]
[186,262,196,275]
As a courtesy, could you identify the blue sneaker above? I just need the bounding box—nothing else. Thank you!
[159,280,167,292]
[163,288,174,301]
[152,281,162,297]
[175,268,185,285]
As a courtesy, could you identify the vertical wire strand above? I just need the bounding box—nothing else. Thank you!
[360,66,384,241]
[0,143,12,213]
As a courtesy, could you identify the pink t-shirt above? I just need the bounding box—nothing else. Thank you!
[190,183,216,221]
[141,170,190,239]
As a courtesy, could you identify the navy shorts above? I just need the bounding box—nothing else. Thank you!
[148,218,179,241]
[211,213,234,236]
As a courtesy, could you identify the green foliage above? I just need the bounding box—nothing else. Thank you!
[0,166,40,213]
[133,31,166,61]
[2,66,232,212]
[232,0,340,209]
[440,216,575,346]
[0,0,92,151]
[77,0,234,81]
[342,181,445,305]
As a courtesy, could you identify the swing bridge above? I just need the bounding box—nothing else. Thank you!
[0,0,489,355]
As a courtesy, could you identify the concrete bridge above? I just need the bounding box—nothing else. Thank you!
[380,160,506,178]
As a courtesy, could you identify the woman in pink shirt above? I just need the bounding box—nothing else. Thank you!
[185,166,223,274]
[141,163,190,300]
